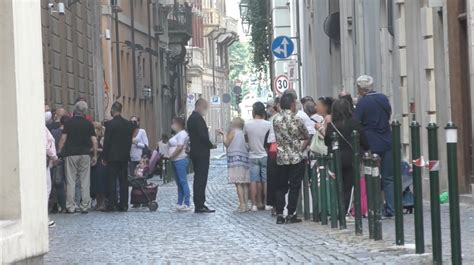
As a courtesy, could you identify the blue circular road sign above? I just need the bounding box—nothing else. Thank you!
[271,36,294,59]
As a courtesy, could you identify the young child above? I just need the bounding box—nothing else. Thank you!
[134,157,150,178]
[218,117,250,212]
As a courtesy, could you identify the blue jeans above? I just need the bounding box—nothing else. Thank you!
[173,158,190,206]
[378,149,394,216]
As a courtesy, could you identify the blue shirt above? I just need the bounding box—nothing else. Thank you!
[354,91,392,153]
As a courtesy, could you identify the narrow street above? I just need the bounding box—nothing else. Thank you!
[43,148,463,264]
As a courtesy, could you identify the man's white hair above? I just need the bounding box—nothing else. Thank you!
[356,75,374,92]
[74,101,88,114]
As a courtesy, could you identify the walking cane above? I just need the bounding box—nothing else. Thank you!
[347,186,354,216]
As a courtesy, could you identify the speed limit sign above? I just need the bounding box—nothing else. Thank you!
[274,74,289,95]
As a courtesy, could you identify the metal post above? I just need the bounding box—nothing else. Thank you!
[130,0,137,99]
[410,121,425,253]
[363,153,374,239]
[303,156,311,220]
[311,155,320,222]
[445,123,462,265]
[372,154,383,241]
[320,156,328,225]
[352,131,362,235]
[427,123,442,264]
[114,10,122,98]
[329,154,338,229]
[332,133,346,229]
[392,120,404,245]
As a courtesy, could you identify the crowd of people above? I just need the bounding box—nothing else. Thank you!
[220,74,393,224]
[44,73,393,227]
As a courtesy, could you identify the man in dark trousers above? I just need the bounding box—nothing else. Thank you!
[354,75,394,218]
[187,99,215,213]
[102,102,133,212]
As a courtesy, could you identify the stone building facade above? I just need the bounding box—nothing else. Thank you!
[272,0,474,200]
[186,0,238,142]
[41,0,103,120]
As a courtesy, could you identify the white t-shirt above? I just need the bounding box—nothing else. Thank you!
[168,130,189,161]
[130,128,149,161]
[267,116,277,144]
[297,110,316,135]
[244,119,272,159]
[310,113,324,124]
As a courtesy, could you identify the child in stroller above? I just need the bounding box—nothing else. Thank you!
[129,157,159,211]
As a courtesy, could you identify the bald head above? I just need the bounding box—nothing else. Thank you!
[195,98,209,116]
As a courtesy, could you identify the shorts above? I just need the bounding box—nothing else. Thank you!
[250,157,268,182]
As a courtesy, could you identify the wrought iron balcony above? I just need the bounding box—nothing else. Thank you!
[168,3,193,42]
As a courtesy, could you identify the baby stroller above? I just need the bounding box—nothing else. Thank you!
[129,166,159,212]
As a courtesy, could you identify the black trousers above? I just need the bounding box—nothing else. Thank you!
[266,156,278,206]
[342,165,354,212]
[190,155,210,209]
[275,161,305,215]
[107,161,129,210]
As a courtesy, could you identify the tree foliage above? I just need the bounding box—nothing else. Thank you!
[229,42,252,109]
[246,0,270,74]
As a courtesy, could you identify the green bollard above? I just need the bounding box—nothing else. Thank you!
[445,123,462,265]
[329,153,338,229]
[320,156,329,225]
[303,154,311,220]
[311,155,320,222]
[427,123,442,264]
[352,130,363,236]
[392,120,404,245]
[363,153,374,239]
[372,154,383,241]
[410,121,425,253]
[332,132,347,229]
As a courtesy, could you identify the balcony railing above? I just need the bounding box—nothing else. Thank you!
[167,3,193,38]
[203,8,221,27]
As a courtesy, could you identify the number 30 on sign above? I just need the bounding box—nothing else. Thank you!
[274,75,289,95]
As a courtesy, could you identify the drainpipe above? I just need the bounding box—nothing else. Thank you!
[131,0,137,99]
[114,10,122,99]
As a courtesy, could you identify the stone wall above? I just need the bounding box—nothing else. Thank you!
[41,0,102,119]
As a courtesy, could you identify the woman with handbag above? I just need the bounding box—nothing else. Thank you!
[324,99,369,212]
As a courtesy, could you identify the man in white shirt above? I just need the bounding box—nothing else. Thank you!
[244,102,272,212]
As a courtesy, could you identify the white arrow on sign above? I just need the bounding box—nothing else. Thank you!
[273,38,289,58]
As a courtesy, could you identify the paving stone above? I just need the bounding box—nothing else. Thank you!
[44,148,465,264]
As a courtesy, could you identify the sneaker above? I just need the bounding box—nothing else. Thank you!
[176,204,184,211]
[346,215,355,223]
[48,220,56,228]
[250,205,258,212]
[286,214,302,224]
[264,205,273,211]
[276,214,286,224]
[179,205,192,212]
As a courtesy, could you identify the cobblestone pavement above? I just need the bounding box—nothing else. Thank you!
[45,148,472,264]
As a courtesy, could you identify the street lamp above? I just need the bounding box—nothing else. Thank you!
[242,20,250,35]
[239,0,249,19]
